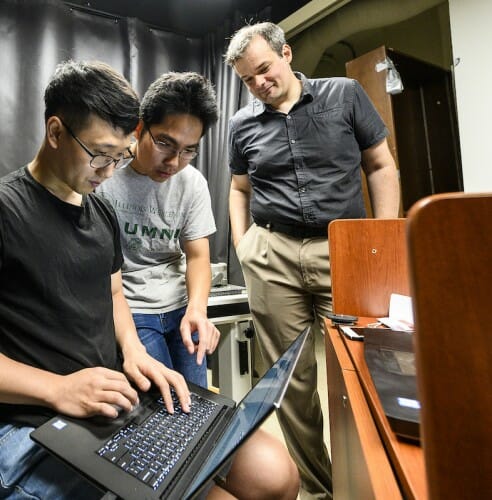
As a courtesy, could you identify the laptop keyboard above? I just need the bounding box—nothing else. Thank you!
[97,391,219,491]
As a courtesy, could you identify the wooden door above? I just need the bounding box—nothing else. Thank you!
[346,46,463,215]
[346,46,400,217]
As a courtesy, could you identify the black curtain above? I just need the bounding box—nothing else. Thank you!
[1,0,127,175]
[126,18,202,98]
[200,9,270,284]
[0,0,270,283]
[0,0,203,177]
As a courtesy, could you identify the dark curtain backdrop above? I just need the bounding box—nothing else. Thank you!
[200,9,270,284]
[0,0,133,176]
[0,0,269,283]
[0,0,203,176]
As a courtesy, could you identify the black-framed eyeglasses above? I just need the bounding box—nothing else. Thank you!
[146,124,199,162]
[60,118,134,170]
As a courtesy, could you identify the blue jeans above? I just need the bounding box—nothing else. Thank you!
[133,306,207,388]
[0,423,101,499]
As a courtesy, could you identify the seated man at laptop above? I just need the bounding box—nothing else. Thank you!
[0,60,299,499]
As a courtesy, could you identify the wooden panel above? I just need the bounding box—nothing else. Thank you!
[346,46,399,218]
[345,46,397,164]
[325,323,402,499]
[325,324,354,500]
[346,46,463,216]
[406,192,492,499]
[341,322,427,500]
[328,219,409,318]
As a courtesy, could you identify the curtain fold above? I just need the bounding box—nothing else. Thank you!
[0,0,204,177]
[1,0,75,174]
[200,8,271,284]
[127,17,203,98]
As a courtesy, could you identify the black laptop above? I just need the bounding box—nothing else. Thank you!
[31,327,309,500]
[363,328,421,442]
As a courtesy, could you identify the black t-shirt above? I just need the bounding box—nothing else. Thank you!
[0,166,124,426]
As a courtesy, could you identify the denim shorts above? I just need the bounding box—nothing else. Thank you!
[0,423,101,499]
[133,306,207,387]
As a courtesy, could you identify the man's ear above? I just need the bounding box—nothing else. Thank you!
[46,116,63,149]
[134,119,145,140]
[282,44,293,63]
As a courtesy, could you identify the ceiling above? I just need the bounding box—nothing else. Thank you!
[65,0,309,37]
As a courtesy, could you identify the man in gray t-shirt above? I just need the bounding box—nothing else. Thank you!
[97,72,219,388]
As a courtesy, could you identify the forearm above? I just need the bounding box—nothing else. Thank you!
[0,352,60,407]
[182,239,220,362]
[185,254,211,314]
[111,275,191,413]
[229,186,251,247]
[366,165,401,218]
[113,289,146,358]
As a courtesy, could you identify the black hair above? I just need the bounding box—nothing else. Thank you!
[44,60,139,134]
[140,72,218,136]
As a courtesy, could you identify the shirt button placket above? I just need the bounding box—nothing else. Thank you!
[287,114,310,221]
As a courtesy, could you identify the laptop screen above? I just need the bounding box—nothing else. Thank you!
[185,329,307,498]
[363,328,420,441]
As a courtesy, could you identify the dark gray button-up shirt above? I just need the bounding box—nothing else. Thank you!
[228,74,388,228]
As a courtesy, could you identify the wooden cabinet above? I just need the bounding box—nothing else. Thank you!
[325,322,402,499]
[346,46,463,214]
[325,218,427,498]
[326,321,428,499]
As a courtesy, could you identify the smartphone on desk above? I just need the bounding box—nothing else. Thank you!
[338,325,365,341]
[326,312,358,325]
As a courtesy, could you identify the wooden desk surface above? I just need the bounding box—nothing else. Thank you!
[325,318,427,500]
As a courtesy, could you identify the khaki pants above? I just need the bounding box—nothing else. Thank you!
[236,224,333,499]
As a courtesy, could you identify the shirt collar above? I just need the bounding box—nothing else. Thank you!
[297,72,315,101]
[251,72,314,116]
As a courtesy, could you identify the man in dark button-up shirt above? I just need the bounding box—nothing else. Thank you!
[225,21,399,499]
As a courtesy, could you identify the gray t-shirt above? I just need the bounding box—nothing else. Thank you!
[97,165,216,313]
